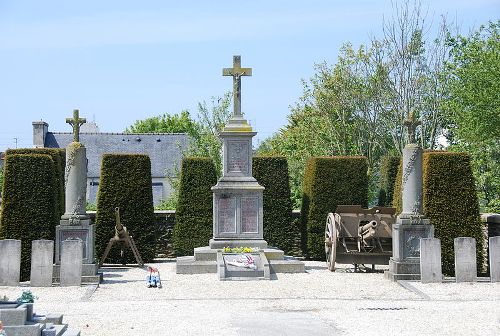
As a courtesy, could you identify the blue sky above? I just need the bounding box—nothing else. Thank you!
[0,0,498,151]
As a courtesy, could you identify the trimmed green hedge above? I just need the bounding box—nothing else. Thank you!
[377,156,400,207]
[253,156,294,253]
[0,154,58,281]
[423,152,484,275]
[173,157,217,256]
[392,151,484,275]
[95,154,155,263]
[300,156,368,259]
[6,148,65,216]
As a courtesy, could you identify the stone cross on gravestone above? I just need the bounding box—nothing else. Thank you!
[223,55,252,118]
[404,111,421,145]
[66,109,86,142]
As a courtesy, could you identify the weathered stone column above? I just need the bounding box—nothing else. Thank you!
[61,142,88,220]
[400,144,423,218]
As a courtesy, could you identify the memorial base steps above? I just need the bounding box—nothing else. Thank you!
[176,246,304,275]
[52,263,102,285]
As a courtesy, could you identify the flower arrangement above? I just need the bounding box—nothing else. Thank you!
[16,290,38,303]
[222,246,258,253]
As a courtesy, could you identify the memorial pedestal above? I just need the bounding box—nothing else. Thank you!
[385,219,434,281]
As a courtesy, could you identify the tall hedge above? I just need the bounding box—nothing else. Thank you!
[301,156,368,259]
[0,154,58,281]
[392,151,484,275]
[95,154,155,263]
[377,156,400,207]
[253,156,294,253]
[6,148,65,216]
[173,157,217,256]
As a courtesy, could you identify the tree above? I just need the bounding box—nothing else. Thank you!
[444,21,500,212]
[126,110,199,136]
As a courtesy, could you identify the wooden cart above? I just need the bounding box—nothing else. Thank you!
[324,205,396,271]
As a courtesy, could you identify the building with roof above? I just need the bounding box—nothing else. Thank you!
[32,120,188,205]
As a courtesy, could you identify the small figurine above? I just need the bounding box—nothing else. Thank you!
[146,266,162,288]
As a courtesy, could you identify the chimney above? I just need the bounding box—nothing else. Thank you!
[32,121,49,148]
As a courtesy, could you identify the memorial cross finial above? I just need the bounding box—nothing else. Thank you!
[404,111,421,144]
[223,55,252,118]
[66,109,86,142]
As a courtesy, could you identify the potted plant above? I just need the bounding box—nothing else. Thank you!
[16,290,38,321]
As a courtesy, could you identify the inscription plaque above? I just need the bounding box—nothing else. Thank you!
[241,197,259,233]
[227,141,249,174]
[218,197,236,233]
[403,227,427,258]
[59,229,88,259]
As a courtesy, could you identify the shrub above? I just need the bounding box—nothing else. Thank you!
[6,148,65,216]
[95,154,155,263]
[0,154,58,281]
[377,156,400,207]
[253,156,294,253]
[392,151,484,275]
[173,157,217,256]
[300,156,368,259]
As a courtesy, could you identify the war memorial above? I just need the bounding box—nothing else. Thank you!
[0,54,499,335]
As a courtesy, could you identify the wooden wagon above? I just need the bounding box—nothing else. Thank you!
[324,205,396,271]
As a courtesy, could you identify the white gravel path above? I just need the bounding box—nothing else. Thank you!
[1,260,499,336]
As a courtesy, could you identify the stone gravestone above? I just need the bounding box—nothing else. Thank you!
[0,239,21,286]
[176,56,304,277]
[489,236,500,282]
[54,109,100,284]
[30,240,54,287]
[419,238,442,283]
[454,237,477,282]
[386,112,434,281]
[60,239,83,286]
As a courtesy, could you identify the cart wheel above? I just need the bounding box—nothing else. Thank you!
[325,213,338,271]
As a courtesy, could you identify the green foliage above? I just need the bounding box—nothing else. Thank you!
[6,148,65,216]
[301,156,368,259]
[95,154,156,263]
[173,157,217,256]
[0,169,3,194]
[0,154,58,281]
[444,22,500,212]
[17,290,38,303]
[377,156,400,206]
[126,110,199,136]
[253,156,295,253]
[423,152,484,275]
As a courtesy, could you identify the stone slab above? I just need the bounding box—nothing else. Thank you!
[0,307,27,325]
[0,239,21,286]
[176,256,217,274]
[420,238,442,283]
[61,328,80,336]
[454,237,477,282]
[268,259,305,273]
[193,246,218,261]
[489,236,500,282]
[30,240,54,287]
[60,239,83,287]
[263,248,285,260]
[3,324,43,336]
[217,251,270,281]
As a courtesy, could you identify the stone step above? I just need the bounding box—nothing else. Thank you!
[52,274,102,285]
[268,259,305,273]
[176,256,217,274]
[53,263,98,277]
[193,246,217,261]
[4,323,43,336]
[264,248,285,260]
[32,313,64,325]
[61,328,80,336]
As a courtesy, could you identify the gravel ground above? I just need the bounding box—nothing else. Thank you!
[1,260,499,336]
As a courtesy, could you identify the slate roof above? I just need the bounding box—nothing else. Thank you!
[44,132,188,178]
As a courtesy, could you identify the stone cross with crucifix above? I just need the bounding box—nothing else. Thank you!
[66,109,86,142]
[223,55,252,118]
[404,111,421,145]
